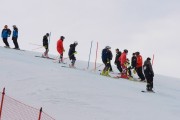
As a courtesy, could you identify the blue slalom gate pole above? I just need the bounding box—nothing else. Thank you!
[87,41,93,69]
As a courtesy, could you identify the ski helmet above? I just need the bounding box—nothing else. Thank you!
[135,52,140,55]
[124,49,128,53]
[105,46,111,49]
[74,41,78,45]
[46,33,49,36]
[60,36,65,40]
[147,57,151,61]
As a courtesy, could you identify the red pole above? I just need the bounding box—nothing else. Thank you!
[94,42,98,70]
[0,88,5,120]
[38,107,42,120]
[152,54,154,66]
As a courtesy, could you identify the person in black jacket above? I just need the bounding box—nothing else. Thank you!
[68,41,78,67]
[101,46,112,76]
[114,48,122,73]
[143,57,154,91]
[12,25,19,49]
[131,53,137,69]
[42,33,49,57]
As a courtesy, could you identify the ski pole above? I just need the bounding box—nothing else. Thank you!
[29,43,42,46]
[32,46,44,51]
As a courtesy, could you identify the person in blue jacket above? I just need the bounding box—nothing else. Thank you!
[1,25,11,48]
[12,25,19,49]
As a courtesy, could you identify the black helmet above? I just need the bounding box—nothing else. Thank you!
[46,33,49,36]
[60,36,65,40]
[135,52,140,55]
[147,57,151,61]
[124,49,128,53]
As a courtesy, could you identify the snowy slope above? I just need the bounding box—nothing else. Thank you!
[0,47,180,120]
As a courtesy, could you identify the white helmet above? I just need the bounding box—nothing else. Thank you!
[74,41,78,45]
[105,46,111,49]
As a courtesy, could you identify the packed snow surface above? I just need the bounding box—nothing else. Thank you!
[0,47,180,120]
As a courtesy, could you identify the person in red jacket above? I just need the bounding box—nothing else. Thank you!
[135,52,145,81]
[57,36,65,63]
[119,49,128,78]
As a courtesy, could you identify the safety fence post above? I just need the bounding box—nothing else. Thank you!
[0,88,5,120]
[38,107,42,120]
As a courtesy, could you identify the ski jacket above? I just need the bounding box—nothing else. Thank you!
[68,43,76,56]
[101,48,112,62]
[57,39,64,54]
[115,51,121,64]
[1,29,11,38]
[143,60,154,77]
[136,55,143,68]
[119,52,127,66]
[131,56,137,68]
[12,28,18,38]
[102,48,108,61]
[43,35,48,46]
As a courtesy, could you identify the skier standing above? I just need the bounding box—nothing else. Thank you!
[1,25,11,48]
[131,53,137,74]
[119,49,128,78]
[143,57,154,91]
[42,33,50,58]
[68,41,78,67]
[114,48,122,73]
[57,36,65,63]
[12,25,19,49]
[101,46,112,76]
[135,52,145,81]
[126,58,132,77]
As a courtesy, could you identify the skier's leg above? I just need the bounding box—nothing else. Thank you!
[59,53,63,63]
[3,38,9,47]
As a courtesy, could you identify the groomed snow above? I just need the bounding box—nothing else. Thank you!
[0,47,180,120]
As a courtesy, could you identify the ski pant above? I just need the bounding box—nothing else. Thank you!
[103,62,110,72]
[127,67,132,77]
[3,38,9,47]
[109,61,113,71]
[12,37,19,48]
[121,64,128,78]
[136,67,145,80]
[145,75,153,90]
[116,62,122,73]
[69,55,76,65]
[43,45,49,56]
[59,53,63,63]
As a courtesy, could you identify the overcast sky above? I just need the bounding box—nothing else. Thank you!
[1,0,180,78]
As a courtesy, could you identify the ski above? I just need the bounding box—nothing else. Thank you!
[141,90,155,93]
[35,56,55,60]
[1,46,25,51]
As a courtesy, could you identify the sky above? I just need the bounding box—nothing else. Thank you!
[1,0,180,78]
[0,46,180,120]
